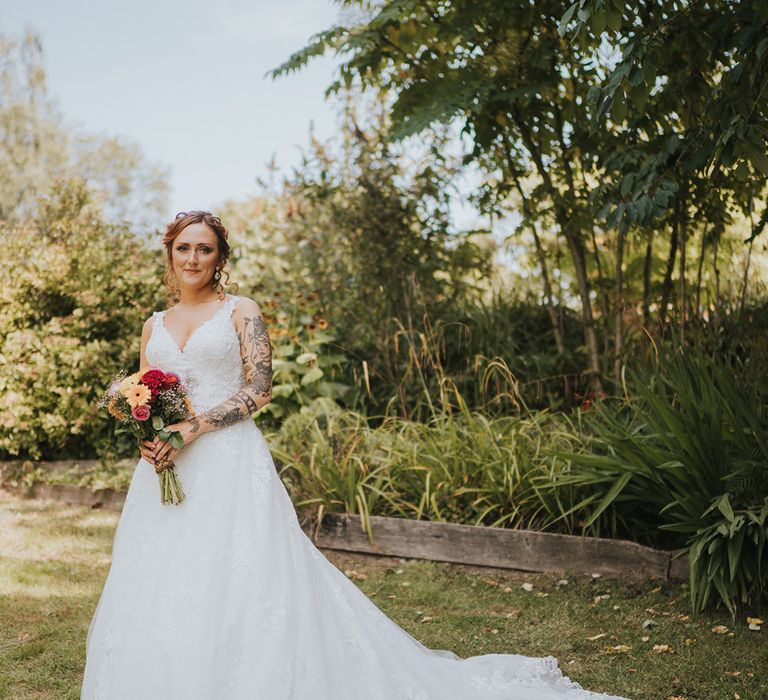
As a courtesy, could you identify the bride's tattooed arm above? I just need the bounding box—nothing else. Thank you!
[192,299,272,434]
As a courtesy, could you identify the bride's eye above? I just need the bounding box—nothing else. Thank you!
[175,244,212,254]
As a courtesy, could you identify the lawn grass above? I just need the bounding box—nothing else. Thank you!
[0,490,765,700]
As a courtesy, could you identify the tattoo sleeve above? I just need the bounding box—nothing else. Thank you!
[197,311,273,433]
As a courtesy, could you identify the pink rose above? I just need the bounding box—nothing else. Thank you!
[131,405,151,421]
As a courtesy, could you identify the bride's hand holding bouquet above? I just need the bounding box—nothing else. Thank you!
[148,416,205,471]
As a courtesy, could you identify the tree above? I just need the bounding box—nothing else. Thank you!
[272,0,768,390]
[271,1,630,390]
[560,0,768,351]
[221,102,493,413]
[0,27,170,233]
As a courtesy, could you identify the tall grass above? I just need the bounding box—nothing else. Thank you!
[270,396,585,539]
[272,314,593,537]
[345,295,589,419]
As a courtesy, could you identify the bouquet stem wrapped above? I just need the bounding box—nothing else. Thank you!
[158,456,185,505]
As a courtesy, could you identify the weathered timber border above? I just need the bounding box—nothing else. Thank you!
[0,460,687,581]
[315,513,688,581]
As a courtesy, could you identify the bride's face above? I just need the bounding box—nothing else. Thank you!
[171,222,220,291]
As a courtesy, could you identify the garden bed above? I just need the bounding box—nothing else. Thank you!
[1,460,687,581]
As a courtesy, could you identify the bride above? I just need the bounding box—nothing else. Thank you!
[81,211,628,699]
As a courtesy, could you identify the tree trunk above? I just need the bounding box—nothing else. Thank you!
[564,231,604,391]
[613,225,626,385]
[513,114,603,391]
[678,196,688,343]
[531,222,566,355]
[555,239,565,343]
[694,224,709,315]
[589,226,611,380]
[740,194,756,311]
[642,233,654,330]
[659,220,679,331]
[712,230,721,312]
[511,174,566,356]
[740,239,754,311]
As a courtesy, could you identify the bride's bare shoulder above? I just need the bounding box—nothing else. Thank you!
[231,295,264,319]
[140,311,159,347]
[142,315,154,331]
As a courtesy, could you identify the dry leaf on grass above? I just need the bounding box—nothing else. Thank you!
[711,625,729,634]
[602,644,632,655]
[586,632,607,641]
[344,569,368,581]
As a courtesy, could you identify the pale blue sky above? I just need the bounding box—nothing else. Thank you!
[1,0,343,217]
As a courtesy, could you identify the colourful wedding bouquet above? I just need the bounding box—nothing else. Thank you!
[101,367,195,505]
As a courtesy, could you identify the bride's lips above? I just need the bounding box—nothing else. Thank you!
[184,269,201,274]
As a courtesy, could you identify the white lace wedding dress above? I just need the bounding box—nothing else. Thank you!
[81,294,628,700]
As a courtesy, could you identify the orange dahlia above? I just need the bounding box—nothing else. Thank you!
[107,399,128,421]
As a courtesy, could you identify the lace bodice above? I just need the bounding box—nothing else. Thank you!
[145,294,245,414]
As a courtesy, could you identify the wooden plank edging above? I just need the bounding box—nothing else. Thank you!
[0,460,687,581]
[312,513,687,581]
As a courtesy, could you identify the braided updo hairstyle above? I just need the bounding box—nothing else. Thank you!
[162,210,238,304]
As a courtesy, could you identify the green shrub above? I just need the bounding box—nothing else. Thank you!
[0,181,163,460]
[248,286,352,428]
[559,347,768,614]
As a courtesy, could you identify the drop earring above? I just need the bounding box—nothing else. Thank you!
[214,265,225,300]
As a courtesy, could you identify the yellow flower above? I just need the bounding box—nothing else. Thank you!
[123,383,152,408]
[119,372,141,392]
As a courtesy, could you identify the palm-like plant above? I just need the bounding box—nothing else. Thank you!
[558,347,768,614]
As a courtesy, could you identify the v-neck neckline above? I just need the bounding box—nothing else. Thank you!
[159,295,232,355]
